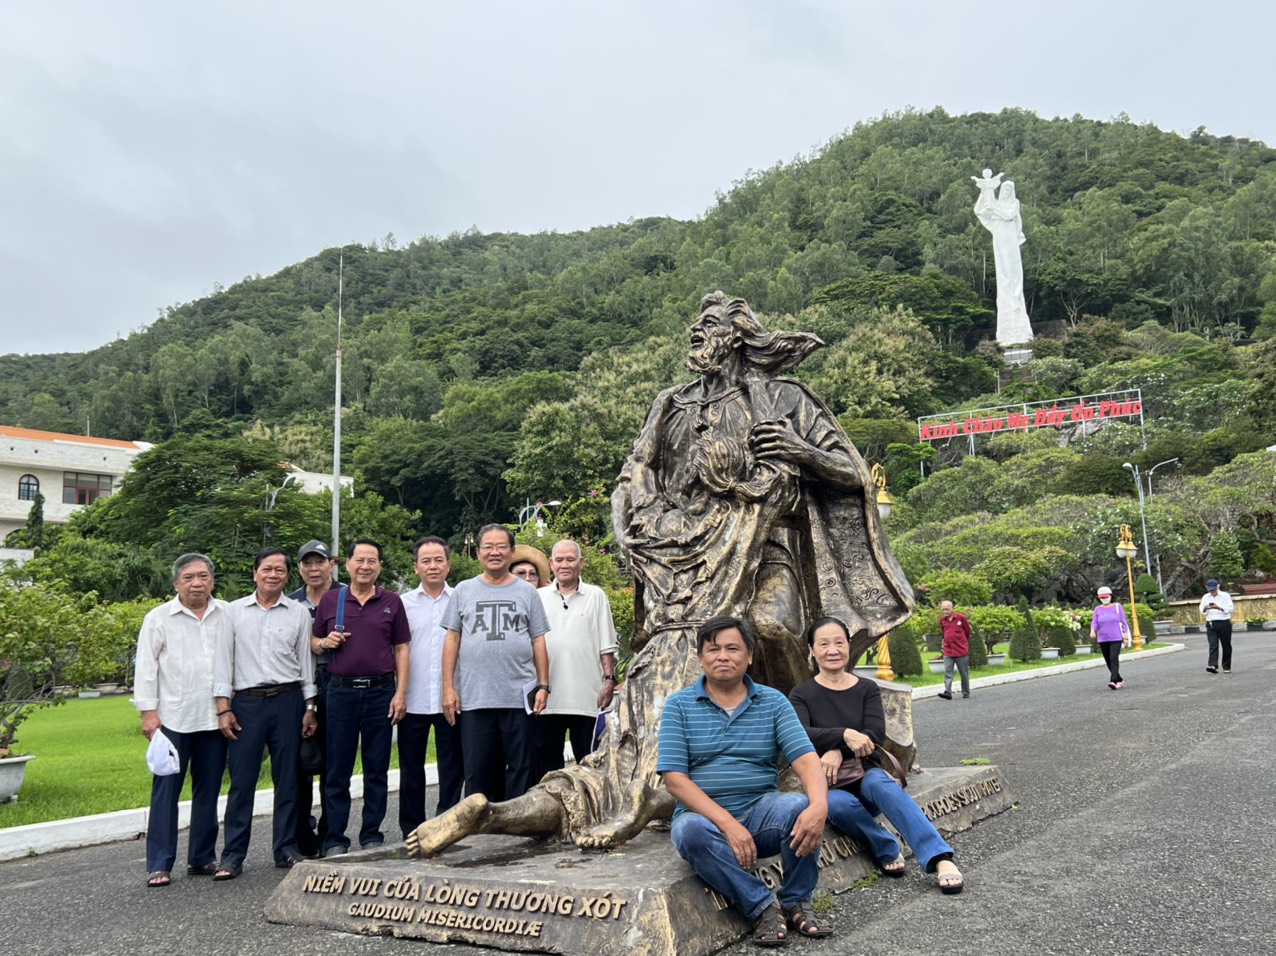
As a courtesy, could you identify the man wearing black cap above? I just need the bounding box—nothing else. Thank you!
[1198,579,1235,674]
[290,540,338,857]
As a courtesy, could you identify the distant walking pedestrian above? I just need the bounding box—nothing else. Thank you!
[1090,586,1131,690]
[936,601,971,700]
[1199,579,1235,674]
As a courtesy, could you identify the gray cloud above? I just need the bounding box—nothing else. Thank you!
[2,0,1273,355]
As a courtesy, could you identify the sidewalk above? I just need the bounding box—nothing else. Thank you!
[909,641,1184,698]
[1,644,1184,863]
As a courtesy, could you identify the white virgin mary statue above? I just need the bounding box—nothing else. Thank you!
[973,168,1033,344]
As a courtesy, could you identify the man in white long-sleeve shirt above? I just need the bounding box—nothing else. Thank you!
[212,547,317,879]
[134,552,231,888]
[1199,578,1236,674]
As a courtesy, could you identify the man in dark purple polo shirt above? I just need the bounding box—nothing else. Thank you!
[313,538,411,855]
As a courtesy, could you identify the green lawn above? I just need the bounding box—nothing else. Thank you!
[0,696,419,829]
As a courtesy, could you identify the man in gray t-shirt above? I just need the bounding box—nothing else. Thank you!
[441,525,551,800]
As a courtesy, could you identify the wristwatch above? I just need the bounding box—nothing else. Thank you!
[305,703,318,712]
[534,684,551,694]
[603,675,617,682]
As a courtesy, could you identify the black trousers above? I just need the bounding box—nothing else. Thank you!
[1099,640,1123,683]
[459,708,535,801]
[397,711,465,838]
[1206,620,1233,670]
[534,713,598,778]
[221,689,303,866]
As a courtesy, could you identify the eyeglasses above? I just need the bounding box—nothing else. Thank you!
[478,544,510,554]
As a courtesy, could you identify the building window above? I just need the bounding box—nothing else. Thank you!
[63,472,113,506]
[18,474,40,501]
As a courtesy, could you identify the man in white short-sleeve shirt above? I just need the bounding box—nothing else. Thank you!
[535,539,618,776]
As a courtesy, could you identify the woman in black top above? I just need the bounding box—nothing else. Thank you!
[789,617,963,893]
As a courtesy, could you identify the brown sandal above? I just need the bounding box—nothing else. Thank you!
[751,902,788,947]
[783,902,833,938]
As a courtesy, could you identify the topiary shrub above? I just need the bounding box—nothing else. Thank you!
[1133,573,1168,616]
[1133,602,1155,640]
[967,624,988,667]
[1010,598,1042,662]
[1049,624,1076,656]
[887,627,924,678]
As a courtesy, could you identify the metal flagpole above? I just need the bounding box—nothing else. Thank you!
[331,252,343,579]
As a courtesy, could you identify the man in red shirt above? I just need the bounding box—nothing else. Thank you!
[937,601,972,700]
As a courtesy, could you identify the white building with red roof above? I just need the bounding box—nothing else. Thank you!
[0,425,153,539]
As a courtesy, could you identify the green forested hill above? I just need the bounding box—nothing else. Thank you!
[4,108,1276,564]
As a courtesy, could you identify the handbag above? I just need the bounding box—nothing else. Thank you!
[833,755,864,788]
[833,746,909,790]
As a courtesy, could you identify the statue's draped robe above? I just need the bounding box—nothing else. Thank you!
[531,372,912,840]
[974,186,1032,343]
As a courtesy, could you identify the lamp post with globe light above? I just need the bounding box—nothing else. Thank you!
[1116,524,1144,651]
[871,464,896,681]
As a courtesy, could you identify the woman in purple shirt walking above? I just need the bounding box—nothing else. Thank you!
[1090,586,1132,690]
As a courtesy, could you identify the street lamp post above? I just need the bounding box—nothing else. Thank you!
[1144,457,1180,593]
[1123,458,1180,595]
[1121,462,1152,580]
[871,464,895,681]
[1116,524,1144,651]
[517,499,562,537]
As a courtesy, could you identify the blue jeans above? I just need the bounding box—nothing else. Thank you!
[146,727,226,873]
[670,791,819,920]
[324,681,394,851]
[828,767,953,872]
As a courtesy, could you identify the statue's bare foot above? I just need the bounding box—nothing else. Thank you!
[574,784,674,849]
[406,793,489,857]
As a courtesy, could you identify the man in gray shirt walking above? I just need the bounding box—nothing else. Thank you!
[213,547,317,879]
[441,524,551,801]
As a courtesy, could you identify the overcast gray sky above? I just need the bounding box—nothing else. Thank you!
[3,1,1273,356]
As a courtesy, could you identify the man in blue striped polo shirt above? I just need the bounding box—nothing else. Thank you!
[658,615,832,945]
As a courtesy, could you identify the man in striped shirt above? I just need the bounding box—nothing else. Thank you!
[657,615,832,945]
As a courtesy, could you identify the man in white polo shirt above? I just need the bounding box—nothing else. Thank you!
[535,539,618,777]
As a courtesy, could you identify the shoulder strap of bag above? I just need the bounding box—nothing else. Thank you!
[873,746,909,789]
[335,585,349,631]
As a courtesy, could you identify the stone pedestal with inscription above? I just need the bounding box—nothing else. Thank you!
[264,765,1012,955]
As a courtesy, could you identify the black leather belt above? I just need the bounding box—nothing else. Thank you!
[328,673,395,689]
[236,681,301,697]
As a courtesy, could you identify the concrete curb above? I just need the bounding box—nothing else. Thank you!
[0,766,423,864]
[910,642,1185,699]
[1,648,1186,863]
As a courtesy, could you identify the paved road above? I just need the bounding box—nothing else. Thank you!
[5,633,1273,956]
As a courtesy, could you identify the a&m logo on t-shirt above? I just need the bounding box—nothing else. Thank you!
[473,601,526,641]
